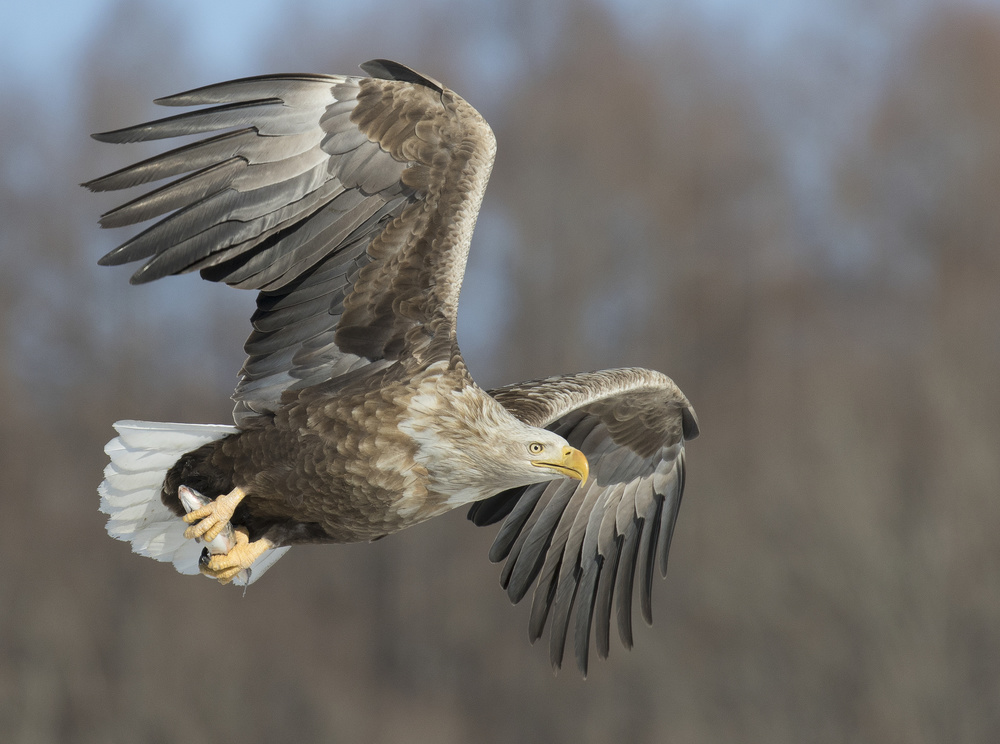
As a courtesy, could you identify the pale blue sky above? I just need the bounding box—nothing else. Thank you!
[5,0,969,88]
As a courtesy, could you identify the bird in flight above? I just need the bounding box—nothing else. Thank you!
[88,60,698,675]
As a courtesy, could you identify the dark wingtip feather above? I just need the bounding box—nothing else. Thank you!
[91,130,120,143]
[547,574,581,672]
[507,541,549,605]
[528,577,557,654]
[152,73,339,106]
[82,177,109,193]
[98,242,148,267]
[126,252,177,284]
[639,512,661,627]
[615,518,642,650]
[487,485,545,563]
[658,458,686,578]
[128,266,155,285]
[573,561,601,677]
[467,488,521,527]
[91,127,150,144]
[594,536,622,661]
[360,59,444,92]
[682,406,700,440]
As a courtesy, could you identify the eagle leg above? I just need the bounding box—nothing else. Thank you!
[199,527,274,585]
[182,486,246,542]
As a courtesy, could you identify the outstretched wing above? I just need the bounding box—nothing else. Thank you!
[468,368,699,676]
[85,60,496,423]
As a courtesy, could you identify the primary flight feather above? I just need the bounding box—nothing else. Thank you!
[88,59,699,675]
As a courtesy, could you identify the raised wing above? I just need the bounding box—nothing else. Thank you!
[84,60,497,423]
[469,368,699,675]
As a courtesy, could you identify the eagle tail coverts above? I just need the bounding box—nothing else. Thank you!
[98,420,289,586]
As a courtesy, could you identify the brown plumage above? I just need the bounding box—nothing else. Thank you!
[90,60,698,675]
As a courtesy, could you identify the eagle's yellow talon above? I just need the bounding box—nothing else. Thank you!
[182,486,246,541]
[197,527,273,585]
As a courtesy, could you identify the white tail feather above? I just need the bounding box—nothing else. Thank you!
[98,420,290,586]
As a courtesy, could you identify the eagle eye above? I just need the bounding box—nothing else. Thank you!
[528,442,544,455]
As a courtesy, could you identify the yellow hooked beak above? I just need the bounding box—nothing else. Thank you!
[532,445,589,483]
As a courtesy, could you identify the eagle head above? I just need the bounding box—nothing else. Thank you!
[400,389,589,503]
[515,432,589,486]
[456,408,589,495]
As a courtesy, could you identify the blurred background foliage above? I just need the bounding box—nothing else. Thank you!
[2,0,998,741]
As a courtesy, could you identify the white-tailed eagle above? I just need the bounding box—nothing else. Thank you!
[88,60,699,675]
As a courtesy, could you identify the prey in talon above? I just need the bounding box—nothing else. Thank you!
[177,485,251,585]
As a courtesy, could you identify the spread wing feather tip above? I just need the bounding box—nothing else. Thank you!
[472,367,698,674]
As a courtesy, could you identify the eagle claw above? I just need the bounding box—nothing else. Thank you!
[182,486,246,542]
[198,527,273,585]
